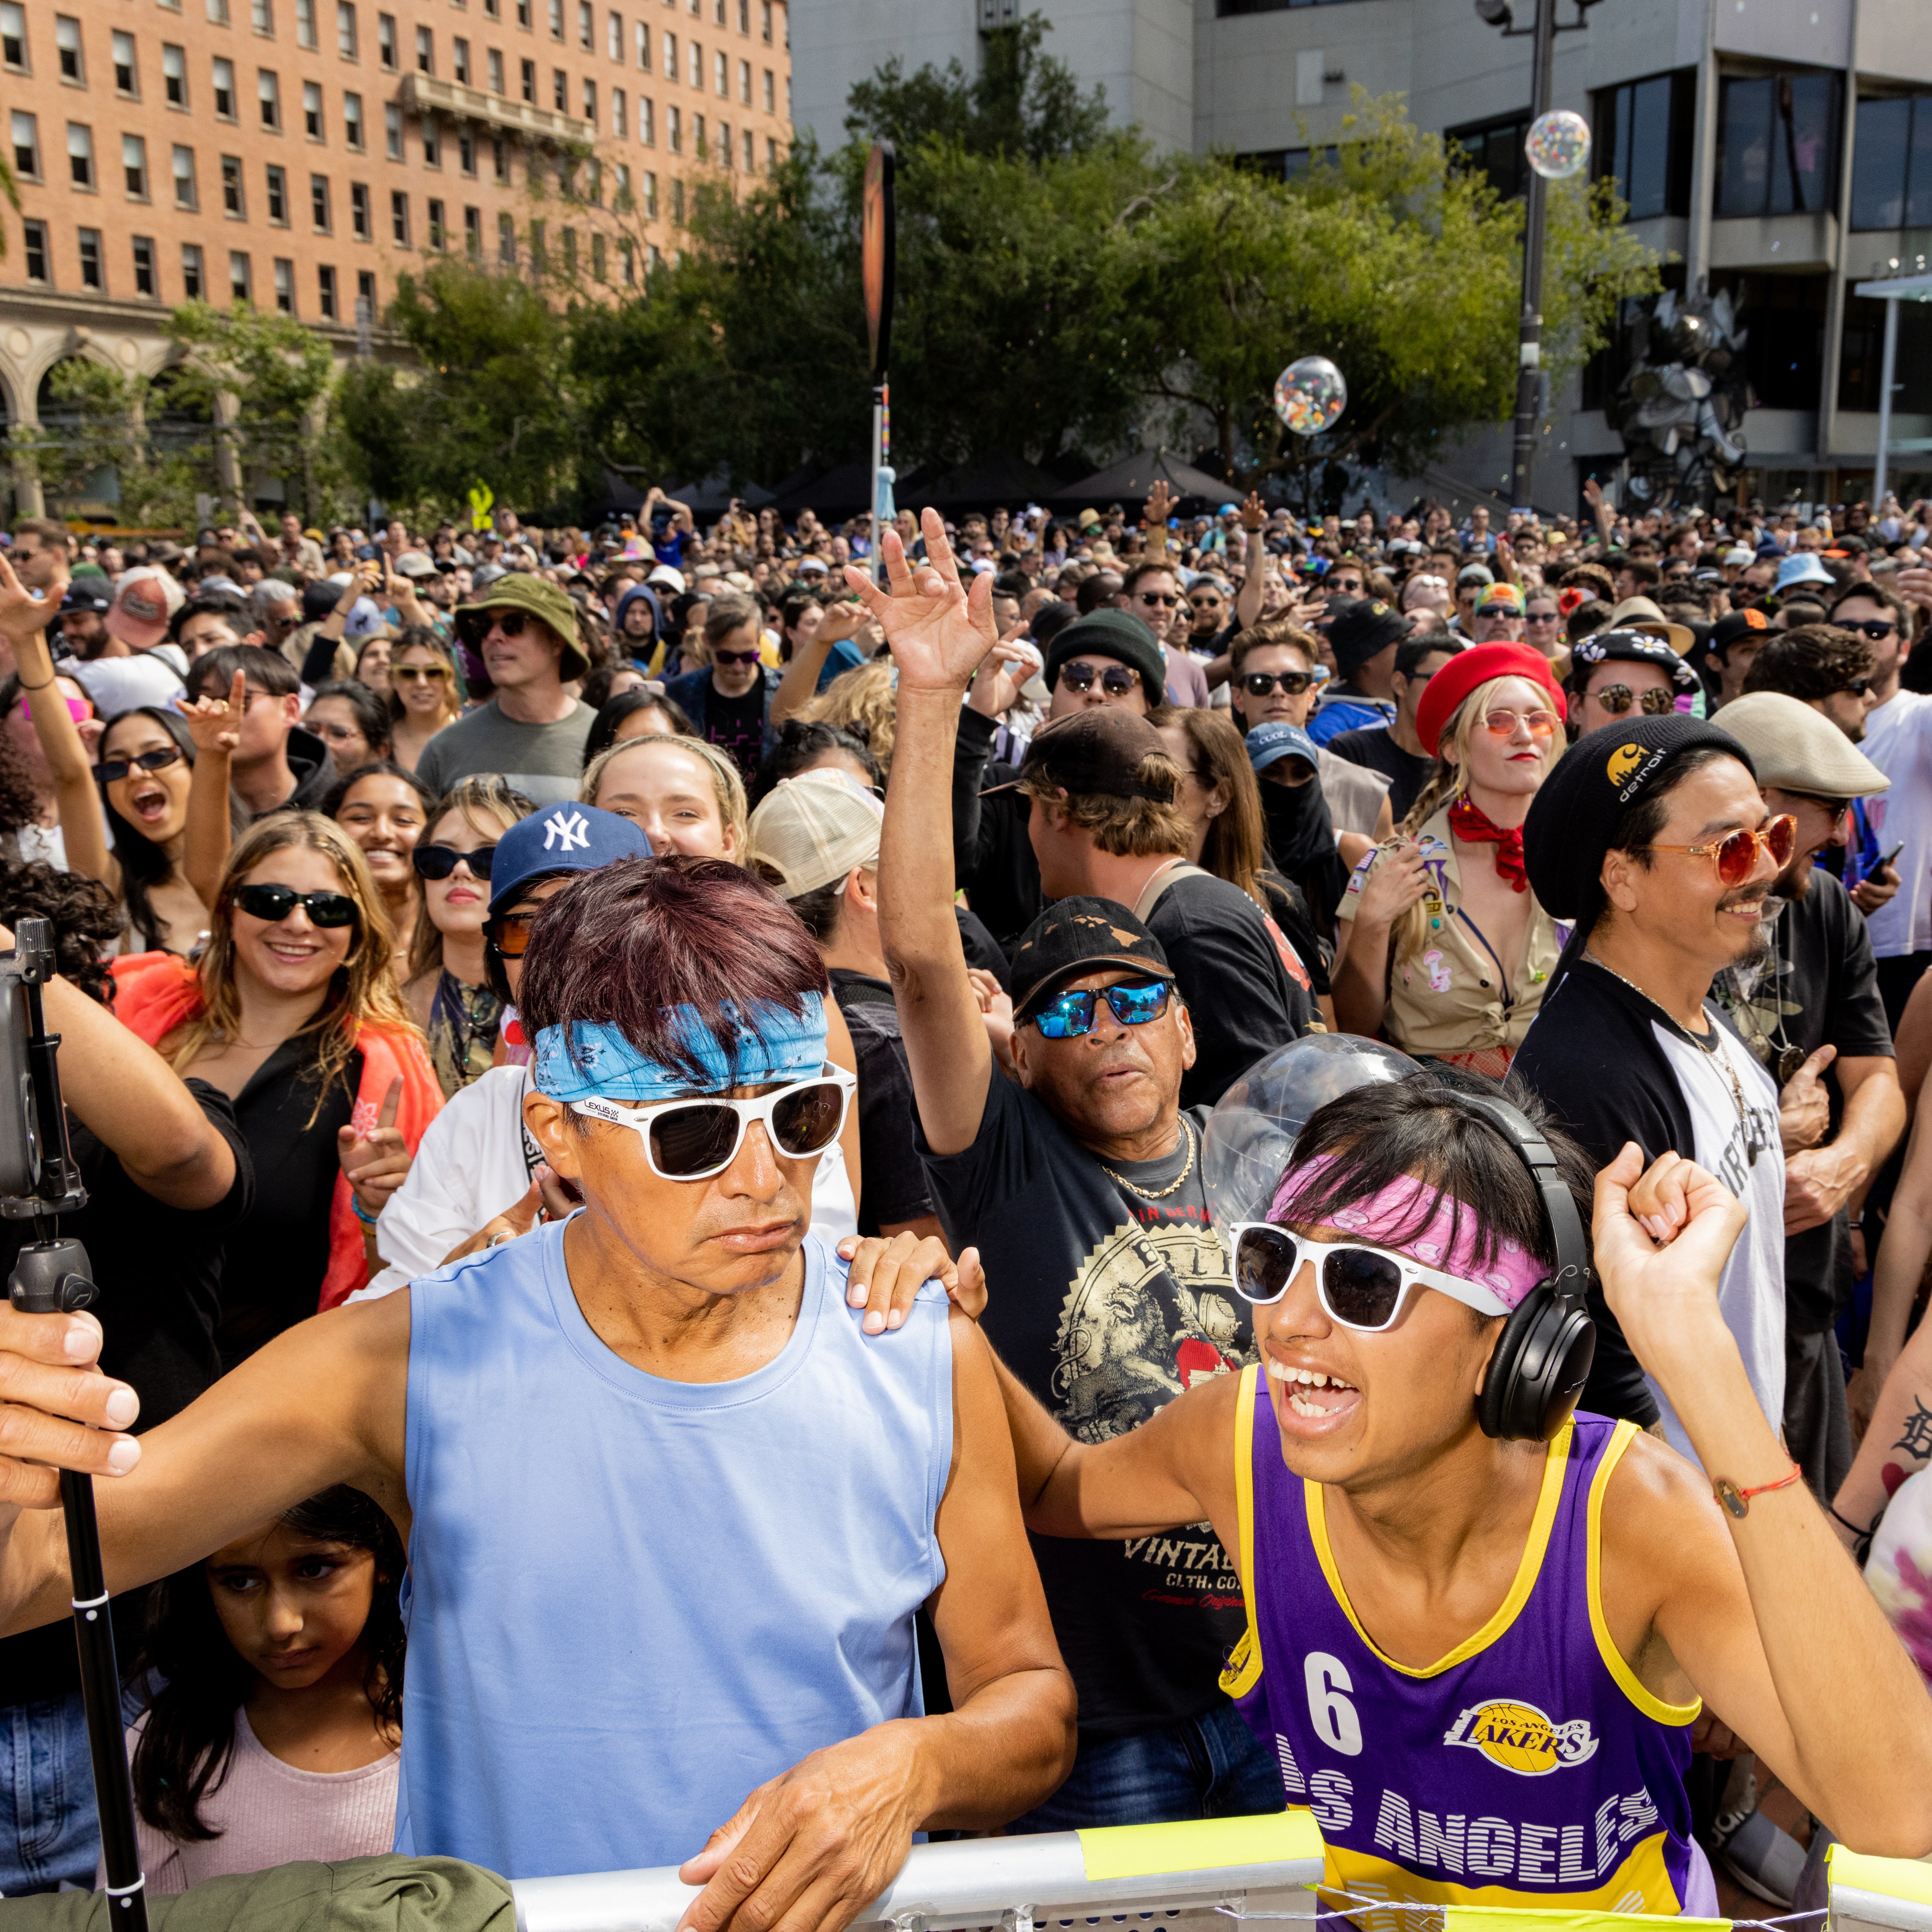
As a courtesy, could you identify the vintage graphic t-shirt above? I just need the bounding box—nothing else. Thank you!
[920,1070,1253,1738]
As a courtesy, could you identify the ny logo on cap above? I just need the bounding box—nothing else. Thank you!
[543,808,590,852]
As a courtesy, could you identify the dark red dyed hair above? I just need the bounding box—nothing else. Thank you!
[518,855,830,1088]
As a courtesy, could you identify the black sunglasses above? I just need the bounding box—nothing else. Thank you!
[1844,676,1875,698]
[1136,591,1182,608]
[94,745,186,784]
[458,608,533,644]
[232,882,359,927]
[1241,671,1319,697]
[1836,618,1897,641]
[413,843,498,881]
[1058,663,1140,697]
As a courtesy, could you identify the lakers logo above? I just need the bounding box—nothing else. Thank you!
[1606,743,1645,787]
[1443,1699,1599,1776]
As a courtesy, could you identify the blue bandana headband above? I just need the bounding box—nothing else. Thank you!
[532,994,829,1104]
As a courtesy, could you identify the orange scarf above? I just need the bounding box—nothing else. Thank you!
[111,952,443,1311]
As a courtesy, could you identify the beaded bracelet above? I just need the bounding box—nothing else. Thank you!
[350,1191,380,1229]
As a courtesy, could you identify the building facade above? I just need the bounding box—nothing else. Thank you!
[0,0,791,516]
[796,0,1932,512]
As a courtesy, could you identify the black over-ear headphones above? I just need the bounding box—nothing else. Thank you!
[1449,1092,1597,1442]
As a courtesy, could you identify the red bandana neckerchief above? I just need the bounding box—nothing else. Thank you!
[1448,795,1529,894]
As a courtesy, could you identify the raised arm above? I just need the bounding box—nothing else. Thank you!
[851,513,998,1157]
[180,670,247,908]
[1596,1145,1932,1856]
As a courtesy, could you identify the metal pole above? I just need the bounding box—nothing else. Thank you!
[1509,0,1558,515]
[1875,294,1899,505]
[870,380,884,581]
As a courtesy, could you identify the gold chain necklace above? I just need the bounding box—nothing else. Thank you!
[1100,1117,1197,1200]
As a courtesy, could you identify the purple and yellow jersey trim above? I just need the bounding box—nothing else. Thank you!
[1221,1365,1704,1916]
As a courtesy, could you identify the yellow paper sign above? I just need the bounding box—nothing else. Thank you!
[1830,1843,1932,1908]
[1079,1808,1324,1883]
[468,482,495,532]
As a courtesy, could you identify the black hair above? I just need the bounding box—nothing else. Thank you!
[1395,635,1462,681]
[320,756,436,822]
[746,719,883,811]
[582,688,697,767]
[307,679,391,762]
[1029,600,1078,651]
[0,859,122,1005]
[131,1486,407,1842]
[170,591,249,643]
[184,642,299,705]
[1273,1073,1593,1290]
[96,707,198,950]
[1569,742,1737,942]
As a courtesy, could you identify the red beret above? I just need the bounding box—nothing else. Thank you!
[1415,642,1566,757]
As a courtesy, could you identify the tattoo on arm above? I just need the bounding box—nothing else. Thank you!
[1893,1397,1932,1464]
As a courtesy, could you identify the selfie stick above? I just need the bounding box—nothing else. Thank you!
[1,919,148,1930]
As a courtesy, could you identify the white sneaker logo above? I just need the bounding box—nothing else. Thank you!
[543,809,591,853]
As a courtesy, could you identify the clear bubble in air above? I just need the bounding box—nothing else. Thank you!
[1273,356,1348,437]
[1524,109,1591,180]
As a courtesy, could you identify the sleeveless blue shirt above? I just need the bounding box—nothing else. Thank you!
[395,1223,953,1879]
[1222,1367,1711,1915]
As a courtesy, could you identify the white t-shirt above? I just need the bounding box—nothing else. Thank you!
[355,1064,858,1299]
[1861,688,1932,957]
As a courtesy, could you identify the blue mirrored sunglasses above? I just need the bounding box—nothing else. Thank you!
[1028,979,1172,1039]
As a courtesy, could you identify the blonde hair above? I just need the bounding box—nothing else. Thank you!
[1389,673,1562,964]
[169,812,418,1120]
[407,774,535,984]
[580,732,749,852]
[797,660,896,774]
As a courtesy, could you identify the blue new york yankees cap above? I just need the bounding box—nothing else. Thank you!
[489,802,654,912]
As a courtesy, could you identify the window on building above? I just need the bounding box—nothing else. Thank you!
[253,0,274,32]
[761,65,770,112]
[458,124,475,172]
[520,55,534,99]
[759,0,769,41]
[461,202,479,254]
[552,65,565,108]
[172,143,196,205]
[642,167,657,215]
[718,117,729,164]
[351,178,370,234]
[344,90,364,144]
[737,57,748,103]
[692,110,703,156]
[498,209,516,261]
[488,46,503,89]
[273,256,294,310]
[66,122,94,188]
[384,101,401,155]
[612,84,625,133]
[415,24,431,70]
[22,218,48,281]
[337,0,357,56]
[516,0,529,25]
[740,124,750,170]
[668,102,679,150]
[591,229,606,279]
[54,14,79,81]
[583,76,596,120]
[647,239,660,268]
[356,266,375,312]
[713,47,723,93]
[132,234,157,296]
[266,159,287,218]
[113,30,138,93]
[663,29,674,78]
[1,4,26,71]
[765,132,775,170]
[640,94,654,142]
[1716,71,1842,218]
[377,11,395,67]
[1851,94,1932,230]
[453,34,469,79]
[613,158,630,206]
[311,171,331,226]
[607,7,620,56]
[620,234,634,283]
[212,56,236,116]
[390,187,409,242]
[123,133,148,196]
[427,195,444,246]
[318,261,338,315]
[230,249,252,302]
[221,152,244,213]
[181,241,204,296]
[164,44,187,103]
[561,223,576,271]
[493,133,508,179]
[687,37,697,85]
[300,79,322,136]
[77,227,102,288]
[737,0,746,30]
[1446,111,1532,201]
[208,0,229,23]
[259,68,281,128]
[635,19,648,66]
[577,0,591,45]
[530,216,545,270]
[422,118,439,165]
[1709,266,1827,408]
[1593,70,1694,221]
[670,174,682,223]
[547,0,561,37]
[296,0,316,47]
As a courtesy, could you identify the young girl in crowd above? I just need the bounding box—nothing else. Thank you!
[324,761,435,978]
[304,681,390,776]
[113,813,441,1357]
[406,775,533,1097]
[385,627,463,772]
[126,1486,405,1893]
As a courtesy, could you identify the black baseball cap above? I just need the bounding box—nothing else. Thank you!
[58,583,113,617]
[1708,608,1770,659]
[992,708,1178,803]
[1325,597,1409,677]
[1009,897,1177,1020]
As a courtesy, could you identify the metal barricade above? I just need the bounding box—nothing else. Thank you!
[1828,1843,1932,1932]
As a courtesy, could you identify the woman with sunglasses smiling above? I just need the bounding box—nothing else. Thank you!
[112,813,441,1361]
[385,627,466,774]
[1333,643,1568,1077]
[404,774,534,1098]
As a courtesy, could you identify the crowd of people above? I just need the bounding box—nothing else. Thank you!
[1,478,1932,1924]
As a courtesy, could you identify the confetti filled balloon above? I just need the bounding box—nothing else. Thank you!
[1524,109,1591,180]
[1273,356,1348,437]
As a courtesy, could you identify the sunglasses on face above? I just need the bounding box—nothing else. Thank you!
[1328,577,1364,594]
[1481,706,1560,738]
[712,648,762,666]
[1843,677,1875,699]
[94,744,185,784]
[1591,684,1677,718]
[413,843,497,881]
[1241,670,1323,698]
[1136,591,1182,608]
[392,663,451,684]
[231,882,360,928]
[461,609,533,645]
[569,1067,856,1181]
[1027,979,1172,1039]
[1058,663,1140,698]
[1837,619,1897,641]
[484,908,537,957]
[1229,1224,1511,1328]
[1645,812,1797,887]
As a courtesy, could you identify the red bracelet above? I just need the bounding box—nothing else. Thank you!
[1713,1463,1804,1518]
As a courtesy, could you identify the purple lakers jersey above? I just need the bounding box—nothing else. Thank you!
[1222,1365,1713,1914]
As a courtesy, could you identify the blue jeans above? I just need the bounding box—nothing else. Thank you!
[0,1691,99,1896]
[1009,1703,1286,1832]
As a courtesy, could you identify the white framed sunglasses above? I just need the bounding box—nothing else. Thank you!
[1226,1223,1513,1331]
[569,1065,856,1181]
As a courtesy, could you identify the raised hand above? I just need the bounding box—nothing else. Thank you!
[843,507,996,696]
[966,639,1034,720]
[0,552,63,652]
[182,670,248,758]
[1239,491,1267,533]
[337,1075,411,1219]
[1144,481,1176,531]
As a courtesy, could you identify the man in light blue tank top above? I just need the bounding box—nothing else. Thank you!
[0,854,1077,1906]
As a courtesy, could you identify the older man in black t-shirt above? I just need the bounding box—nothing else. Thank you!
[859,513,1283,1833]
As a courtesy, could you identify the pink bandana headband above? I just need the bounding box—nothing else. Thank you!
[1268,1156,1548,1310]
